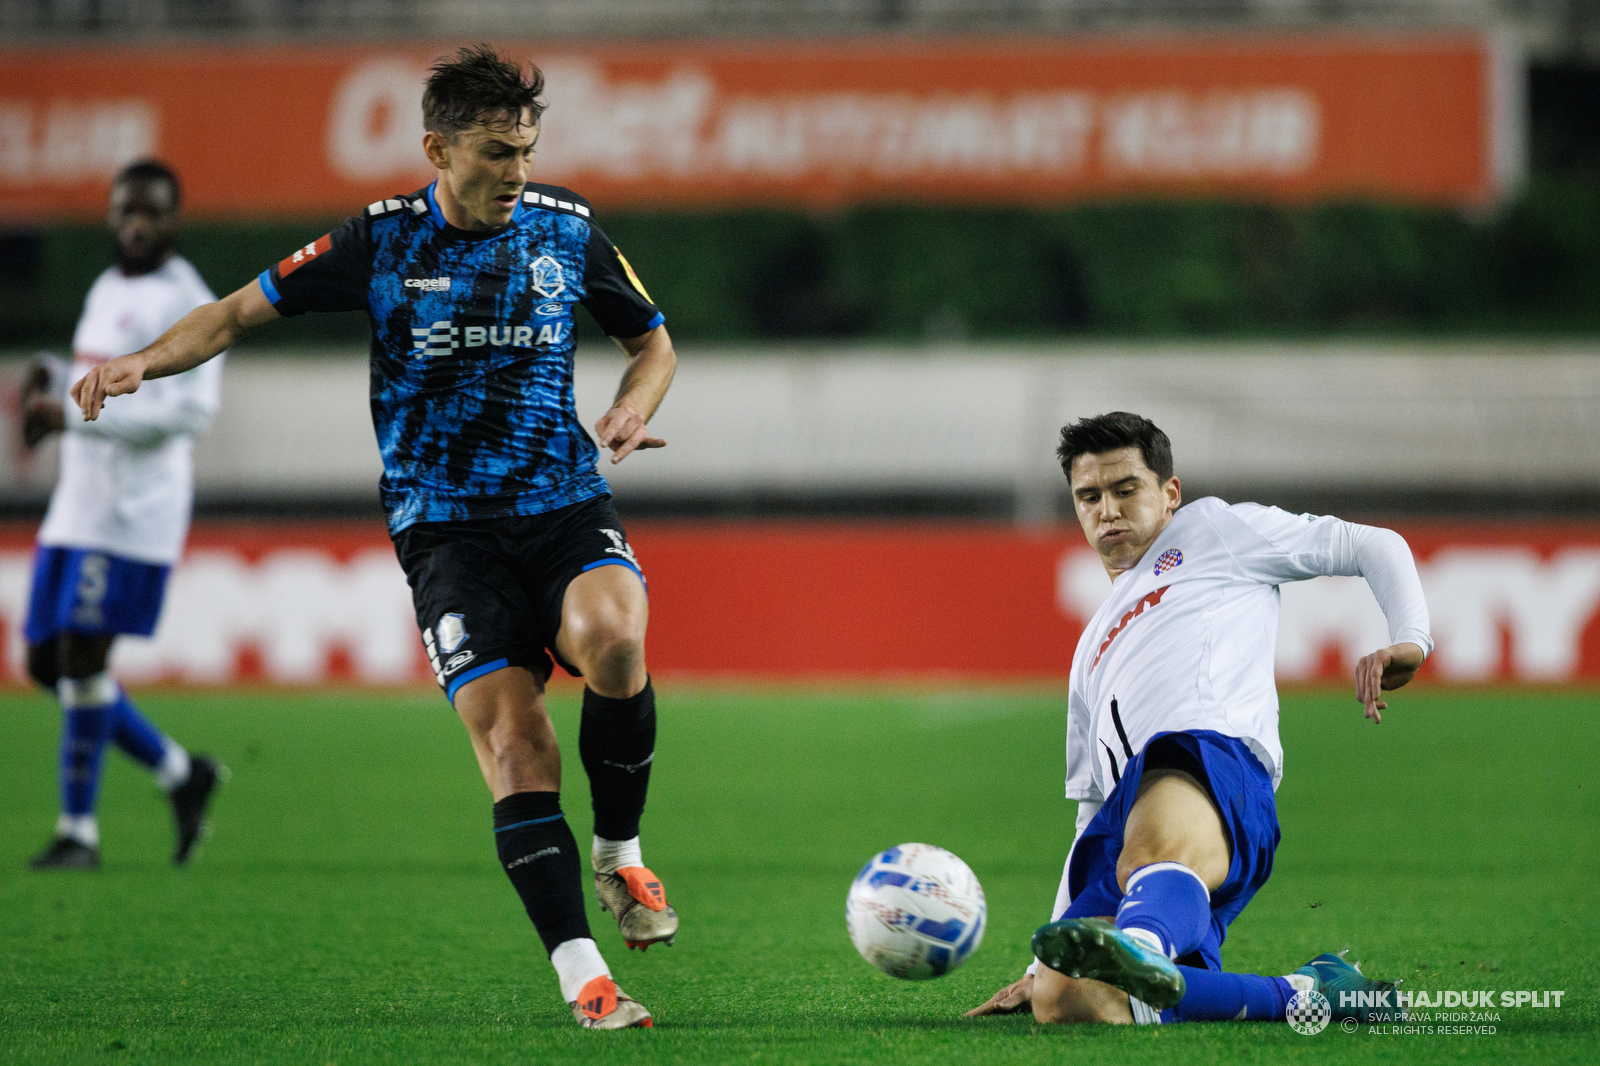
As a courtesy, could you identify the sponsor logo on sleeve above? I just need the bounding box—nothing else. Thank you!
[278,233,332,277]
[404,276,451,292]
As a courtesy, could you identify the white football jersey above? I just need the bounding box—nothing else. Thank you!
[1064,497,1432,802]
[38,255,224,565]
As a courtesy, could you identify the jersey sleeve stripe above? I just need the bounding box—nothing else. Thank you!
[257,269,282,305]
[520,190,593,219]
[645,311,665,331]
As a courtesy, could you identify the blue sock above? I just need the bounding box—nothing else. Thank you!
[1160,967,1295,1022]
[1116,862,1211,958]
[110,689,167,768]
[57,674,128,817]
[59,705,114,816]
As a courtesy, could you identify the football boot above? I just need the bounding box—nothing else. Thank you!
[595,865,678,950]
[170,755,226,865]
[1031,917,1186,1010]
[570,974,653,1029]
[1295,951,1406,1022]
[28,836,100,871]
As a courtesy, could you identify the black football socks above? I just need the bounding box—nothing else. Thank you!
[578,679,656,841]
[492,791,591,953]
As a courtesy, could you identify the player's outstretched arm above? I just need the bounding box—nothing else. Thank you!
[595,323,676,464]
[71,280,279,421]
[1354,641,1426,724]
[966,973,1034,1016]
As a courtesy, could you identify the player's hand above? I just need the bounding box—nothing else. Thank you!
[70,353,148,421]
[964,973,1034,1017]
[594,401,666,464]
[1354,641,1425,724]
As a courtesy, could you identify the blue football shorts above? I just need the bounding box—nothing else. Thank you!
[24,545,172,644]
[1060,729,1281,971]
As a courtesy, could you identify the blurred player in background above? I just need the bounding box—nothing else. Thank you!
[968,412,1424,1027]
[72,47,676,1030]
[21,160,226,871]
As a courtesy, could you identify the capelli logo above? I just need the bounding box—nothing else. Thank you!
[405,277,451,292]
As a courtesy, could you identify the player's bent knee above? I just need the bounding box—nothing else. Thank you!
[590,628,645,673]
[568,599,647,654]
[561,582,648,690]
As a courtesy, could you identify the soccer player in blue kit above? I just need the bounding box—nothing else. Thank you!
[74,47,675,1029]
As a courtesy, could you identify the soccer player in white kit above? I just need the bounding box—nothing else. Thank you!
[22,161,225,870]
[968,412,1427,1026]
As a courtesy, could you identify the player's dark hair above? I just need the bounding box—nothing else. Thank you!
[423,45,546,139]
[1057,412,1175,482]
[113,159,181,209]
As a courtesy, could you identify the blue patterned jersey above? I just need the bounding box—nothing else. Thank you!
[258,181,664,534]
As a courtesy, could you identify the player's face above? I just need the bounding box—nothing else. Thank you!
[108,177,178,275]
[427,109,538,231]
[1070,448,1182,576]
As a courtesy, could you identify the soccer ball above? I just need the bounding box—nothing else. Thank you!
[846,843,986,980]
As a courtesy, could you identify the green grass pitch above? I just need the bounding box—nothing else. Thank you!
[1,683,1595,1064]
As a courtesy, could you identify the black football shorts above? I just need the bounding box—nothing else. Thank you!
[391,495,645,701]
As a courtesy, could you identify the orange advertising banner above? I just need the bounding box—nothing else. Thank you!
[0,34,1517,221]
[2,520,1598,685]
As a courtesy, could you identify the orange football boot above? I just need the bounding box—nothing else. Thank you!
[595,865,679,950]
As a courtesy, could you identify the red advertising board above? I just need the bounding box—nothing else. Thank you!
[0,33,1514,222]
[1,519,1596,686]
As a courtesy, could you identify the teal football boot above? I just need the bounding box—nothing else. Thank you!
[1294,952,1405,1022]
[1031,918,1186,1010]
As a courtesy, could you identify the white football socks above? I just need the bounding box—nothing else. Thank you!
[55,813,99,847]
[57,672,118,709]
[1128,996,1164,1025]
[591,835,643,875]
[156,740,192,793]
[550,938,611,1003]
